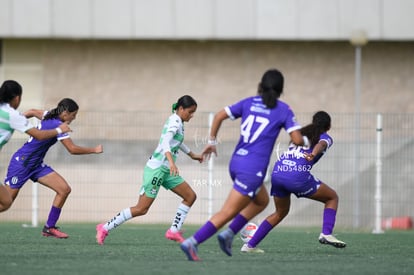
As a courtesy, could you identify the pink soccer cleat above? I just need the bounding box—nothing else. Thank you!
[42,226,69,239]
[165,228,185,243]
[96,223,108,245]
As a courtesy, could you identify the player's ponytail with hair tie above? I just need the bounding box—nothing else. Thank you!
[43,98,79,120]
[172,102,178,113]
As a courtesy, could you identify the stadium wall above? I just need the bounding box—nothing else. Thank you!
[0,39,413,115]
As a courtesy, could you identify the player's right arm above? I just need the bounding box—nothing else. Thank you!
[13,109,71,140]
[25,123,71,140]
[202,108,229,159]
[24,109,45,120]
[289,130,305,147]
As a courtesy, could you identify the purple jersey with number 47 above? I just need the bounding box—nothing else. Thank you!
[225,96,301,196]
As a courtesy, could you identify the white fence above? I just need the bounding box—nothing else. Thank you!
[1,111,413,231]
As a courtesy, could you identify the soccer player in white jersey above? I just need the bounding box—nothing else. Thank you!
[96,95,203,245]
[0,80,71,212]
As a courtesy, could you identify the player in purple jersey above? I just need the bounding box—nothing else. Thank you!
[3,98,103,238]
[0,80,71,212]
[180,69,306,261]
[241,111,346,253]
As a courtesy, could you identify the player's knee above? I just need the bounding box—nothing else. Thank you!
[0,202,12,212]
[262,195,270,208]
[279,207,290,218]
[58,185,72,197]
[331,191,339,203]
[188,192,197,205]
[65,185,72,196]
[131,206,149,216]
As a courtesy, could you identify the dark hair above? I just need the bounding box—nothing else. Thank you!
[301,111,331,147]
[44,98,79,120]
[0,80,22,103]
[171,95,197,113]
[257,69,284,109]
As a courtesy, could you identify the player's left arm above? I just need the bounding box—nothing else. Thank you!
[60,138,103,155]
[23,109,45,120]
[304,140,328,161]
[180,143,203,163]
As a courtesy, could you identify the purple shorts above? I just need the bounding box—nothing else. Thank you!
[270,173,321,198]
[4,161,54,189]
[229,156,268,198]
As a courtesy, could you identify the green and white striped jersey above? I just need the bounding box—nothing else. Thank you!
[0,103,33,150]
[146,113,189,169]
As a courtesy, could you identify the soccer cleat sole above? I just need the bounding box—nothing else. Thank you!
[41,232,68,239]
[241,244,265,253]
[319,237,346,248]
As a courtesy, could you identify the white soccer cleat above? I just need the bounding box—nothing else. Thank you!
[241,243,265,253]
[318,233,346,248]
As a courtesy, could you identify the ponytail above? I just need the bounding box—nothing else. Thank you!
[257,69,284,109]
[300,111,331,147]
[171,102,178,113]
[44,98,79,120]
[172,95,197,113]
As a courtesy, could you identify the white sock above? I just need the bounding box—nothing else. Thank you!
[170,203,190,232]
[104,208,132,231]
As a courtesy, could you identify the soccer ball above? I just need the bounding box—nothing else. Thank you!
[240,222,258,243]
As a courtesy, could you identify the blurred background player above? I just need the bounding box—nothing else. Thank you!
[3,98,103,238]
[0,80,71,212]
[180,69,305,261]
[96,95,203,245]
[242,111,346,253]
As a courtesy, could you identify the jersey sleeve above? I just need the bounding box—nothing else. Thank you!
[41,118,69,141]
[57,132,70,141]
[319,132,333,149]
[284,107,302,133]
[160,131,173,153]
[179,143,191,154]
[166,115,181,134]
[9,110,33,133]
[224,98,248,120]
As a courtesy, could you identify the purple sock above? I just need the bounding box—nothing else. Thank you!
[193,221,218,244]
[322,208,336,235]
[248,220,273,248]
[229,214,248,234]
[46,206,62,228]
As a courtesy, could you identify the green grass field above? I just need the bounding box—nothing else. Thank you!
[1,223,413,275]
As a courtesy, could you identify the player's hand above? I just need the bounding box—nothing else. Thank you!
[190,153,204,163]
[202,144,217,160]
[170,164,179,176]
[303,152,315,161]
[94,144,103,154]
[59,122,72,134]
